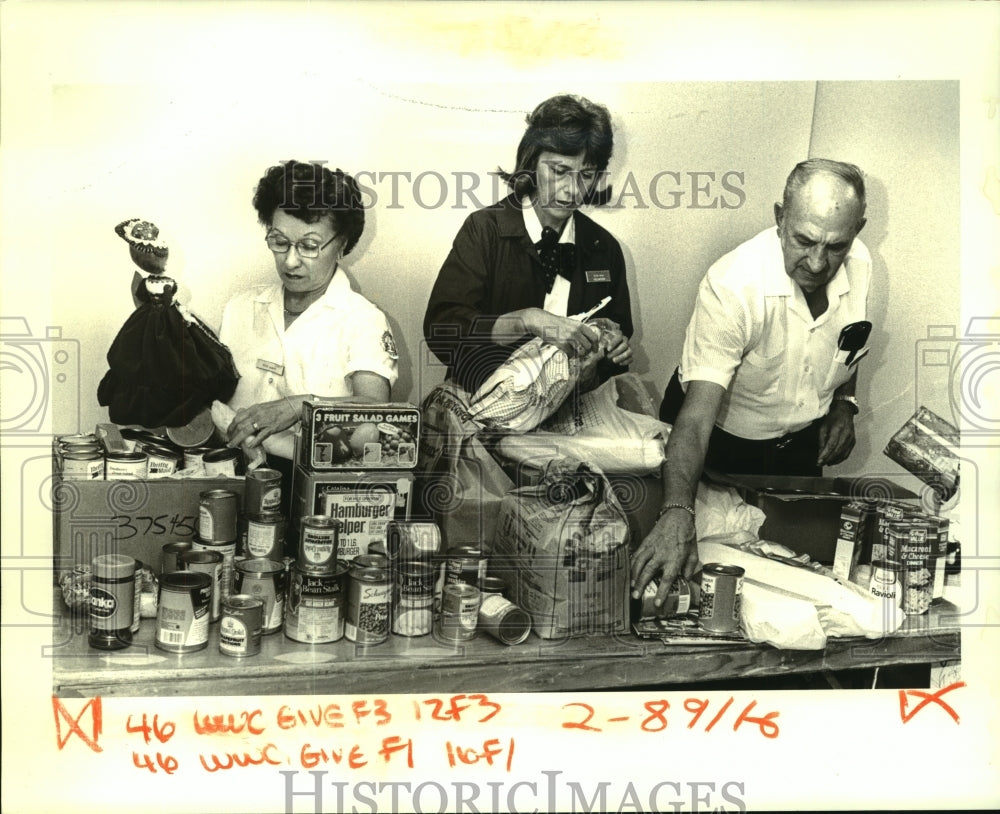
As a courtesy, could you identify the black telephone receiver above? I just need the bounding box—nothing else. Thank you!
[838,321,872,363]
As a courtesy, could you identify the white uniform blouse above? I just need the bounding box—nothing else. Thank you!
[679,226,871,440]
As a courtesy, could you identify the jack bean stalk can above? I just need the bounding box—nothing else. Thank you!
[88,554,136,650]
[392,561,435,637]
[345,564,391,644]
[698,563,744,634]
[285,561,349,643]
[219,594,263,657]
[155,571,212,653]
[234,558,287,634]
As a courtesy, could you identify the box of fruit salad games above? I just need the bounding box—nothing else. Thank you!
[299,400,420,470]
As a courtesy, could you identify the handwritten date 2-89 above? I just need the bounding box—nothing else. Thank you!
[562,697,780,739]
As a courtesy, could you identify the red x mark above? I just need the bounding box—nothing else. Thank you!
[898,681,965,724]
[52,696,104,752]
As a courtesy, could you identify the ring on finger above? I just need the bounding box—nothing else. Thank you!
[252,421,260,432]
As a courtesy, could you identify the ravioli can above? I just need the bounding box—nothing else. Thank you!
[392,561,435,637]
[437,583,480,642]
[180,550,224,622]
[105,451,148,480]
[298,515,340,571]
[234,558,287,634]
[161,541,193,575]
[88,554,136,650]
[198,489,239,543]
[698,563,744,633]
[245,468,283,515]
[219,594,263,657]
[869,559,901,604]
[285,561,349,643]
[155,571,212,653]
[243,511,286,561]
[345,564,391,644]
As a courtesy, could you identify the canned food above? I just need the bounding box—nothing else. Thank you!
[480,576,506,599]
[345,564,391,644]
[88,554,136,650]
[437,583,480,642]
[60,442,103,456]
[869,558,901,603]
[219,594,264,657]
[392,561,435,637]
[367,541,387,559]
[478,594,531,645]
[161,541,193,575]
[183,446,216,473]
[180,550,224,622]
[698,563,744,634]
[387,521,441,561]
[59,433,99,447]
[285,561,349,644]
[234,558,287,634]
[131,559,144,634]
[353,553,389,569]
[203,447,241,478]
[245,468,282,514]
[444,546,487,588]
[192,536,237,601]
[243,511,286,561]
[155,571,212,653]
[198,489,239,542]
[105,451,149,480]
[62,451,105,480]
[299,515,339,571]
[144,444,183,478]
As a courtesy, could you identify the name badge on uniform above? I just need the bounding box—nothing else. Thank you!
[256,358,284,376]
[586,269,612,284]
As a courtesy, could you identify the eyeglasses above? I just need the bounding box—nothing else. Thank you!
[265,231,337,259]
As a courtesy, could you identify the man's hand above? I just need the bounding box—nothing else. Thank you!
[630,508,701,608]
[817,400,856,466]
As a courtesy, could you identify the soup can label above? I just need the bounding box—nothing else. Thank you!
[478,594,531,646]
[392,561,435,637]
[345,566,390,644]
[437,583,480,642]
[198,489,239,543]
[155,572,212,653]
[145,445,181,478]
[180,550,224,622]
[244,512,286,561]
[88,554,136,650]
[299,516,339,570]
[219,594,264,657]
[105,451,148,480]
[234,558,287,634]
[285,562,349,643]
[62,452,105,481]
[246,468,282,514]
[699,563,744,634]
[203,448,240,478]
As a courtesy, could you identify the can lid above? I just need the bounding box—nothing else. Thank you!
[480,576,506,594]
[203,447,240,462]
[236,557,285,575]
[224,594,265,610]
[248,467,282,481]
[180,550,224,564]
[162,571,212,589]
[92,554,136,577]
[106,451,148,462]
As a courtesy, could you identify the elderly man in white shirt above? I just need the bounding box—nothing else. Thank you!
[633,158,871,607]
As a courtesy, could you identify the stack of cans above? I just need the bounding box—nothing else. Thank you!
[285,515,349,644]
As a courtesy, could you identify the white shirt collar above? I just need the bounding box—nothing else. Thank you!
[255,269,352,310]
[521,196,576,246]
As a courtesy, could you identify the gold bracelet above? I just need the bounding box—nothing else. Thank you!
[657,502,696,520]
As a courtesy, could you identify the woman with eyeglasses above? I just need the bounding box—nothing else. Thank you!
[218,160,398,464]
[423,94,634,396]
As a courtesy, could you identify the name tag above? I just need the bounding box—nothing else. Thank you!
[586,269,611,284]
[256,358,284,376]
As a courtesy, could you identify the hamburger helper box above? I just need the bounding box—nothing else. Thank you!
[291,466,416,560]
[299,399,420,471]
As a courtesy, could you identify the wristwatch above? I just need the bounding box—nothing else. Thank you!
[834,394,860,415]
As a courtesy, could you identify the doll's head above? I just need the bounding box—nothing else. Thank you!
[115,218,169,274]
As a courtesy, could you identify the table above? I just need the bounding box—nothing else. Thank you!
[50,593,960,698]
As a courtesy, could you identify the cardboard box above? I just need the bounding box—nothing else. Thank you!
[52,474,246,577]
[292,466,414,559]
[299,400,420,470]
[710,473,918,564]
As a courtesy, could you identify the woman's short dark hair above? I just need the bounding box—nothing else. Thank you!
[498,94,614,204]
[253,160,365,256]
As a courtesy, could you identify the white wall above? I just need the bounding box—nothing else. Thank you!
[11,79,958,481]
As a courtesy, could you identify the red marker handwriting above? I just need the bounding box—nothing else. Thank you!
[899,682,965,724]
[199,744,281,771]
[52,696,103,753]
[193,709,265,736]
[445,737,515,771]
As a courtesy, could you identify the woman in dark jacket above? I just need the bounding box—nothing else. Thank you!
[423,94,634,395]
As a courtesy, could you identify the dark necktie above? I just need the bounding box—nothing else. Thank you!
[536,226,576,293]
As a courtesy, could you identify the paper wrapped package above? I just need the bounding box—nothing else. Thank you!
[698,535,904,650]
[497,373,670,474]
[489,459,630,638]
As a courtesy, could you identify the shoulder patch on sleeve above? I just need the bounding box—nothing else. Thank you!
[381,330,398,360]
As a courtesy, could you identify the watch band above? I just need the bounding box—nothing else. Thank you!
[834,394,860,414]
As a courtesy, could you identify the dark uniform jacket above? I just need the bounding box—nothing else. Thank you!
[423,194,634,394]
